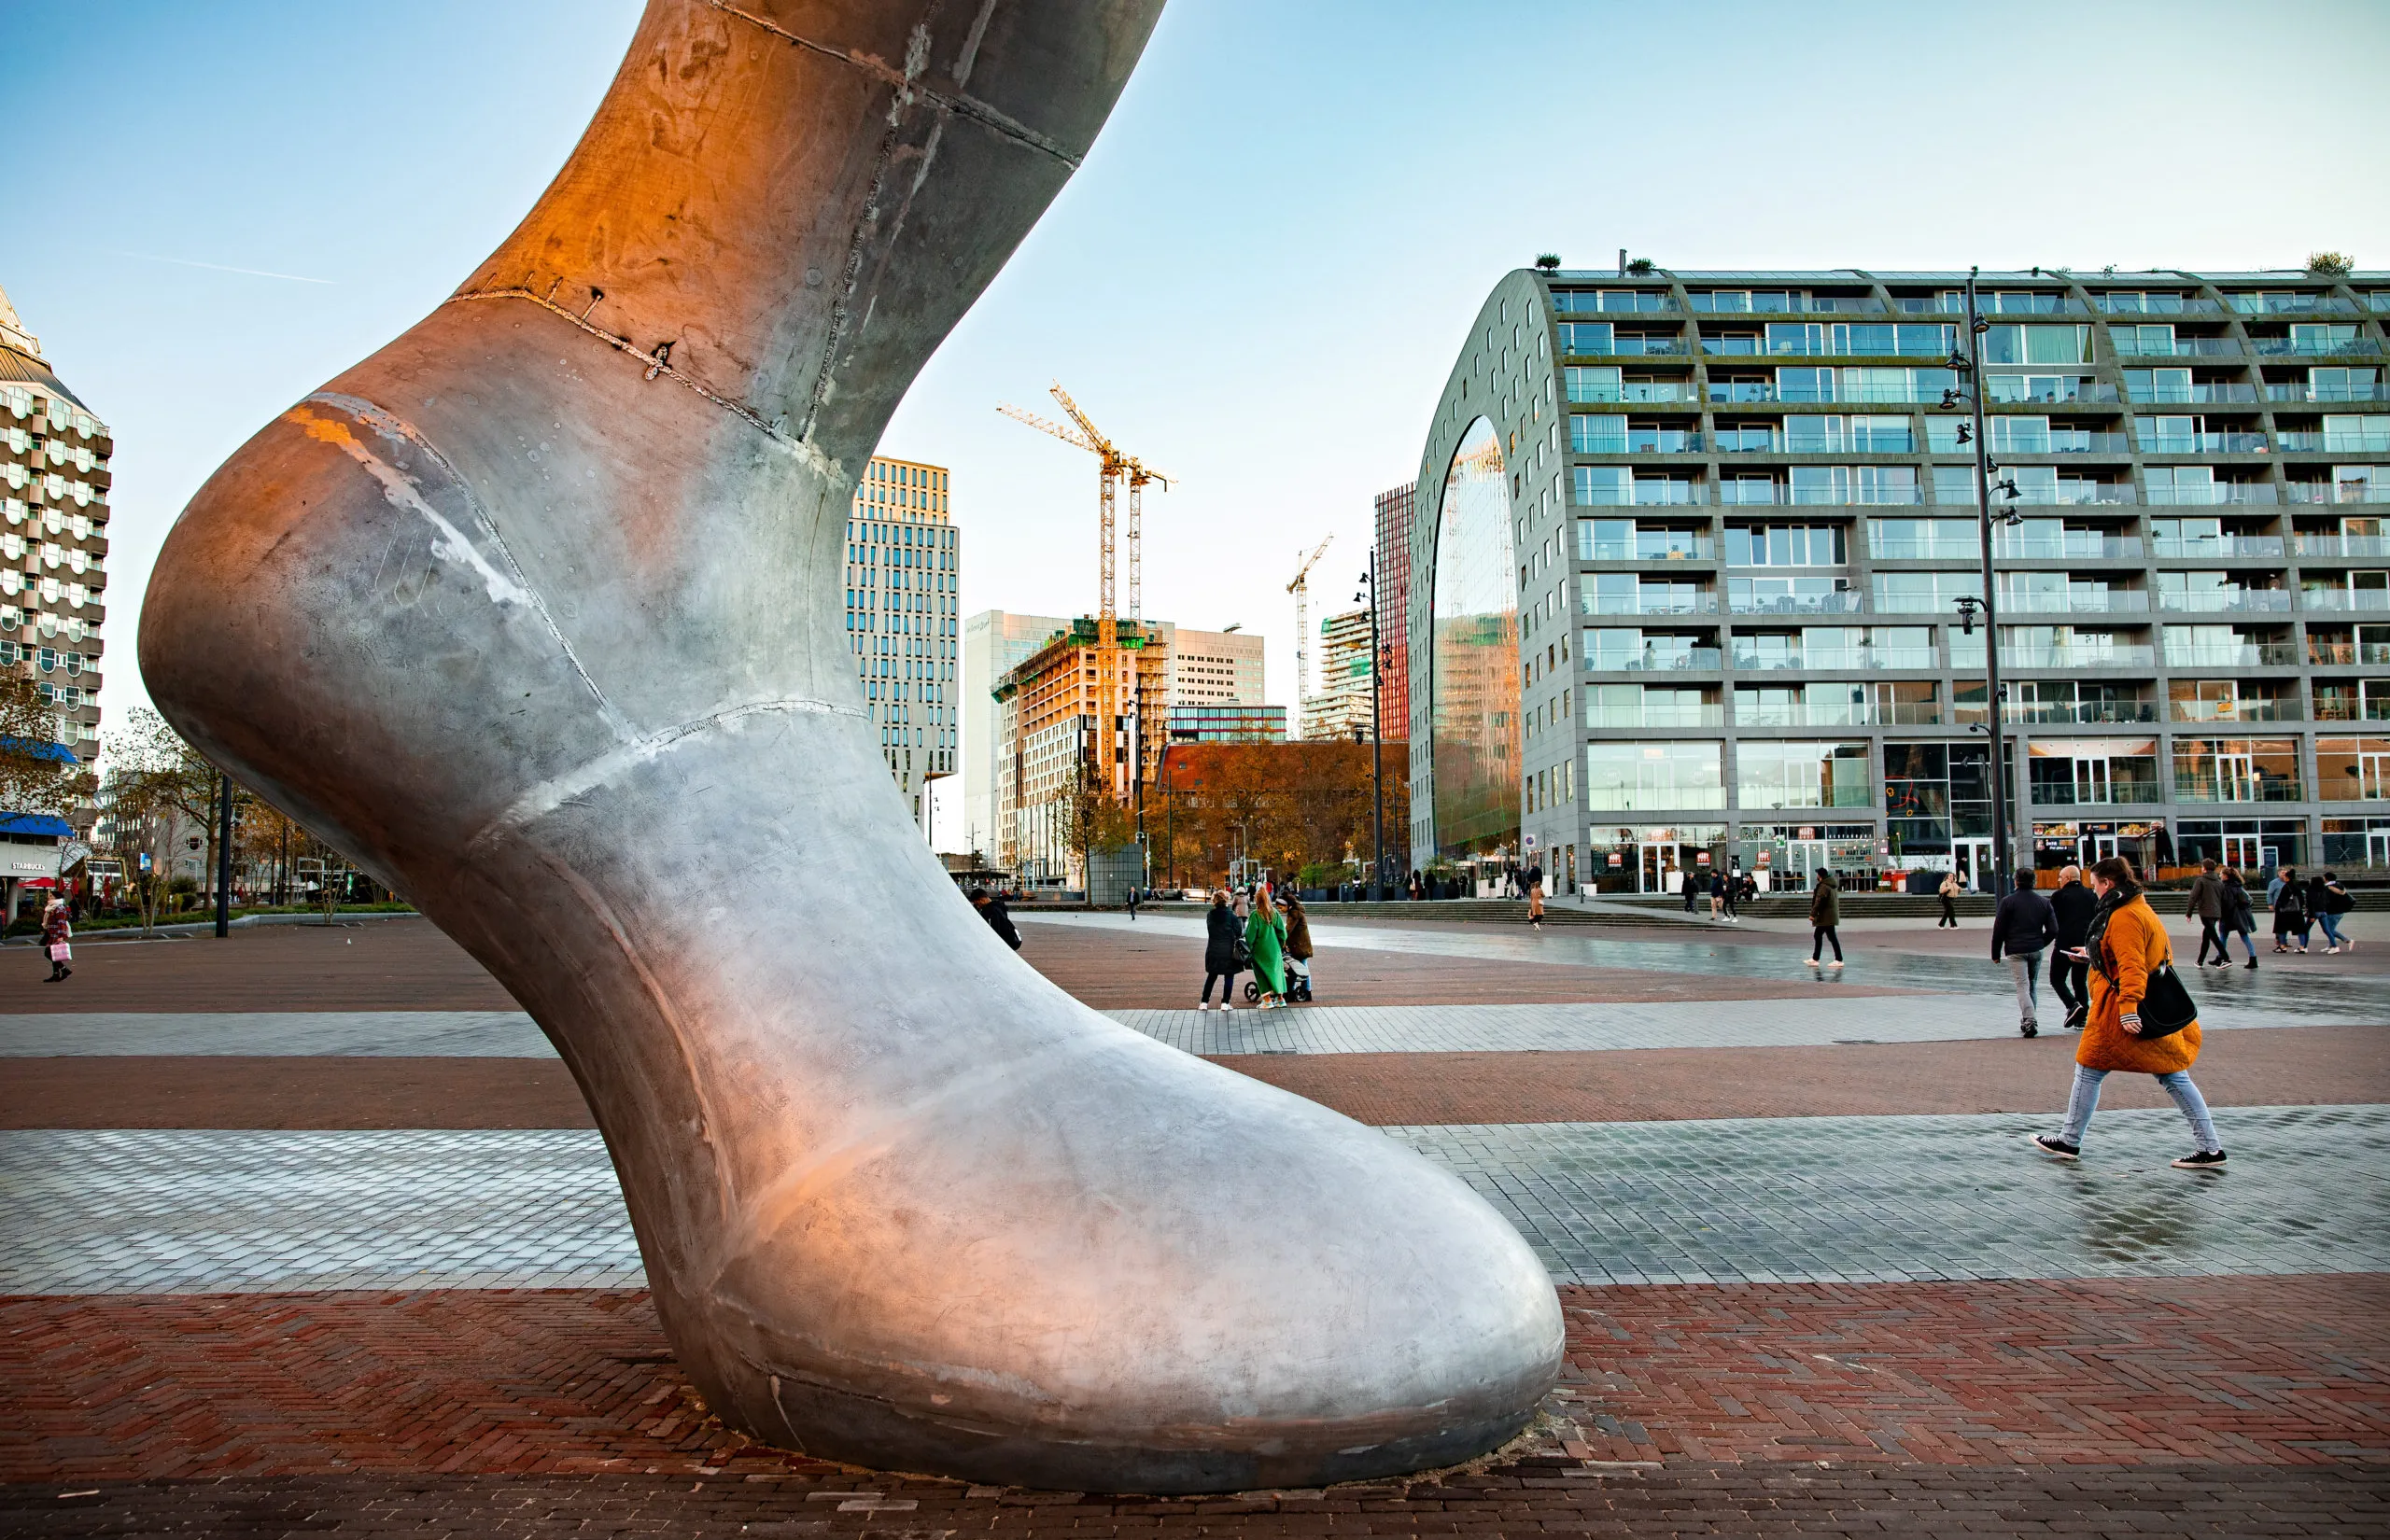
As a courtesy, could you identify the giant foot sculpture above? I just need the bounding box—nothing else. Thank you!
[138,0,1561,1493]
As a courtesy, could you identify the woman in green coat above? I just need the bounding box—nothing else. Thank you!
[1245,887,1288,1006]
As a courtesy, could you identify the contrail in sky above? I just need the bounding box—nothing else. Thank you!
[110,251,335,285]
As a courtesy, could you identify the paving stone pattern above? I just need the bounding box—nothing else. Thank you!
[7,1109,2384,1295]
[0,1011,552,1057]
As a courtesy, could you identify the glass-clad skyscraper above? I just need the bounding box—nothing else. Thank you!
[1404,266,2390,893]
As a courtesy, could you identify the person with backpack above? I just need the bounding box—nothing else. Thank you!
[1937,870,1961,928]
[2313,871,2356,955]
[2270,867,2308,954]
[1807,869,1843,970]
[1990,877,2058,1037]
[2219,868,2258,969]
[2047,864,2097,1030]
[2033,856,2226,1169]
[2185,858,2227,967]
[1198,889,1242,1010]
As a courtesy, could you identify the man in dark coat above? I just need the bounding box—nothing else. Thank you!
[969,888,1021,951]
[2186,858,2227,966]
[2047,863,2097,1031]
[1990,878,2059,1038]
[1199,889,1243,1010]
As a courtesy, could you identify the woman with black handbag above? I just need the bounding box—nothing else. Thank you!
[2032,856,2226,1169]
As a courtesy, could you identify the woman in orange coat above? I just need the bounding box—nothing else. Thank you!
[2032,856,2227,1169]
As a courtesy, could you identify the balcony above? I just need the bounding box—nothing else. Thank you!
[1585,703,1726,728]
[1585,647,1723,673]
[2145,485,2278,507]
[1552,291,1680,315]
[1998,590,2148,613]
[2095,296,2223,315]
[1736,701,1946,727]
[2008,701,2160,724]
[1584,592,1720,617]
[1711,426,1781,452]
[2000,645,2158,669]
[1574,428,1705,454]
[2268,383,2390,403]
[2169,643,2300,667]
[2229,294,2359,315]
[1750,337,1955,359]
[2302,587,2390,611]
[1732,645,1939,672]
[1989,533,2144,560]
[2110,336,2243,357]
[1727,592,1866,616]
[2016,483,2136,506]
[1981,429,2132,455]
[2126,384,2261,404]
[2307,640,2390,665]
[2157,588,2292,612]
[1976,294,2090,315]
[2171,699,2303,723]
[2175,775,2305,803]
[1986,380,2123,405]
[1581,531,1715,562]
[1689,294,1884,315]
[2253,336,2383,357]
[2151,534,2284,556]
[2140,431,2270,454]
[2288,483,2390,505]
[2278,430,2390,454]
[2294,535,2390,558]
[1564,335,1688,357]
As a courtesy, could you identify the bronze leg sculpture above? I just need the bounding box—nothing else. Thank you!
[139,0,1561,1492]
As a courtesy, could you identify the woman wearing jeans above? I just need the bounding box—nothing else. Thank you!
[2032,857,2226,1169]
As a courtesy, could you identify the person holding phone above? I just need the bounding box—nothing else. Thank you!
[2047,864,2097,1030]
[2032,856,2226,1169]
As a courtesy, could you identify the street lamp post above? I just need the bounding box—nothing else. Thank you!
[214,771,232,938]
[1359,553,1386,901]
[1943,267,2019,896]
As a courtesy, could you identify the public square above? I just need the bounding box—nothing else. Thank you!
[4,903,2385,1535]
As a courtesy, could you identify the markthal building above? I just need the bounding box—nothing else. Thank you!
[1402,265,2390,895]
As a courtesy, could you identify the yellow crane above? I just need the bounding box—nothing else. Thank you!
[998,383,1170,795]
[1286,533,1333,740]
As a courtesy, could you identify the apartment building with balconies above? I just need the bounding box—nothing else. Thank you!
[1406,265,2390,893]
[848,455,959,831]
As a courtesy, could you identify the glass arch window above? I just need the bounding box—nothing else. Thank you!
[1431,416,1520,861]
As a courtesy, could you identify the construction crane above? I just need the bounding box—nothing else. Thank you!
[998,383,1170,797]
[1286,533,1334,740]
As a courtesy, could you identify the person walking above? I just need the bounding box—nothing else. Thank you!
[2048,864,2096,1031]
[1126,884,1140,922]
[2032,856,2227,1169]
[1245,886,1288,1009]
[1807,868,1843,970]
[39,894,72,983]
[2219,868,2259,970]
[1990,877,2057,1037]
[2186,858,2227,967]
[1524,861,1545,930]
[1680,866,1701,914]
[1198,889,1242,1010]
[1937,870,1961,928]
[1721,870,1740,922]
[1282,889,1315,1001]
[2270,868,2307,954]
[1707,868,1728,923]
[2312,871,2355,955]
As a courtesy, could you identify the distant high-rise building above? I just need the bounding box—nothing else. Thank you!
[0,283,109,764]
[1166,703,1286,743]
[963,609,1070,855]
[1373,482,1414,730]
[847,456,957,833]
[1301,609,1374,741]
[1158,623,1265,711]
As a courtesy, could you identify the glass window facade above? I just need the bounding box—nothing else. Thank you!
[1736,741,1871,809]
[1429,416,1520,859]
[1585,741,1724,811]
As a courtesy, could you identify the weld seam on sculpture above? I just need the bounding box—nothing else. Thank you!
[701,0,1081,165]
[301,391,629,731]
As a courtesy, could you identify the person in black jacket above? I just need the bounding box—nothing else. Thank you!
[2220,868,2258,969]
[1198,889,1243,1010]
[969,888,1021,951]
[2047,864,2097,1030]
[1990,878,2059,1037]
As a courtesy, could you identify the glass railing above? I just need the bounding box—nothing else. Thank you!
[1711,427,1782,452]
[2228,294,2359,315]
[1728,593,1866,615]
[2253,336,2382,357]
[2126,384,2260,403]
[1977,294,2092,315]
[2288,483,2390,504]
[2293,534,2390,557]
[1582,534,1716,561]
[2173,775,2307,803]
[1715,483,1789,504]
[1734,701,1946,727]
[2033,775,2166,804]
[2111,337,2242,357]
[2144,486,2278,507]
[1790,485,1921,505]
[2156,589,2293,611]
[2301,588,2390,610]
[2313,699,2390,721]
[1689,295,1886,315]
[1999,430,2134,454]
[1585,593,1720,615]
[2169,644,2299,667]
[1567,336,1688,357]
[1553,292,1680,315]
[1585,704,1725,728]
[1989,533,2144,559]
[1873,537,1983,559]
[2305,641,2390,665]
[2266,384,2390,402]
[1620,382,1698,402]
[2007,701,2161,723]
[1998,590,2148,613]
[2151,534,2284,556]
[1733,646,1939,671]
[1585,648,1723,672]
[1987,381,2123,404]
[1757,338,1954,358]
[2140,432,2270,454]
[2095,296,2222,315]
[2170,700,2303,722]
[2015,483,2136,505]
[1876,593,1986,613]
[1710,384,1953,404]
[1998,649,2170,673]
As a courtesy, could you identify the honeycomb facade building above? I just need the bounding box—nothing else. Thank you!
[0,285,109,765]
[1404,265,2390,894]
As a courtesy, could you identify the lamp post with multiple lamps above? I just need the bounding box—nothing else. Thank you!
[1939,266,2025,897]
[1355,556,1387,901]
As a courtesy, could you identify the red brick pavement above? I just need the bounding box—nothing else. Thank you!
[8,1025,2379,1129]
[5,1278,2382,1487]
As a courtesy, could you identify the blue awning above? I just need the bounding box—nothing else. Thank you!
[0,813,74,838]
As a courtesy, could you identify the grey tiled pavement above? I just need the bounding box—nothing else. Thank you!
[0,1010,553,1057]
[7,1107,2383,1295]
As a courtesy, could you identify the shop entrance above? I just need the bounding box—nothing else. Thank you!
[1638,838,1678,895]
[1954,838,1994,891]
[2219,833,2277,873]
[2079,832,2119,868]
[2370,828,2390,869]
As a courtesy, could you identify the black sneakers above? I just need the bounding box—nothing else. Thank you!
[2019,1018,2039,1038]
[2031,1134,2080,1160]
[2172,1149,2228,1170]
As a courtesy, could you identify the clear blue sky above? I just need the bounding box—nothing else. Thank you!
[8,0,2389,805]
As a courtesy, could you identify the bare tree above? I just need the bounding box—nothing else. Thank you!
[0,673,98,821]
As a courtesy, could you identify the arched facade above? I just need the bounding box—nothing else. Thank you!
[1429,417,1518,860]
